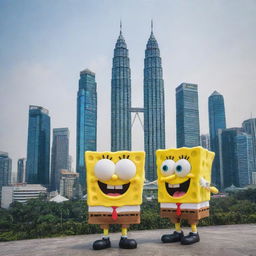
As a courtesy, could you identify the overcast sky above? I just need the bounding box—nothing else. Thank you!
[1,0,256,177]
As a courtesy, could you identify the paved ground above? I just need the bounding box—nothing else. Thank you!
[0,224,255,256]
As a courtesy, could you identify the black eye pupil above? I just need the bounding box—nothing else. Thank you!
[176,165,182,172]
[163,165,168,171]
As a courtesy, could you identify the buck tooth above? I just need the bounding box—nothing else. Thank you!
[168,184,172,188]
[107,185,114,189]
[115,185,123,190]
[173,184,180,188]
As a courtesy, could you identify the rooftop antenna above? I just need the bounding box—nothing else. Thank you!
[151,19,153,34]
[120,20,122,35]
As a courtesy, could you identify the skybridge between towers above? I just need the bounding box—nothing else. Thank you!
[130,108,144,130]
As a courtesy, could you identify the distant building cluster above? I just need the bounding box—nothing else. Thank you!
[1,24,256,208]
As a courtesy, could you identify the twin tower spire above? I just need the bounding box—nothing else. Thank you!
[111,22,165,181]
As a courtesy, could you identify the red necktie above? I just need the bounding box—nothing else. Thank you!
[111,206,118,220]
[176,203,182,216]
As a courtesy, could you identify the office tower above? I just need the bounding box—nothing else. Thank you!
[176,83,200,148]
[242,118,256,172]
[144,24,165,181]
[235,132,254,186]
[219,128,253,188]
[1,184,47,209]
[0,152,12,203]
[59,169,80,199]
[208,91,226,187]
[111,25,131,151]
[51,128,69,191]
[26,105,50,186]
[68,155,72,171]
[17,158,26,183]
[200,134,210,150]
[76,69,97,188]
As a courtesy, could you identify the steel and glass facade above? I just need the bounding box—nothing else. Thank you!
[219,128,253,188]
[51,128,69,191]
[242,118,256,173]
[26,105,50,186]
[111,31,131,151]
[208,91,226,187]
[0,152,12,203]
[76,69,97,188]
[144,31,165,181]
[17,158,26,183]
[176,83,200,148]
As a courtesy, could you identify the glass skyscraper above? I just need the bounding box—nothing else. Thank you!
[242,118,256,173]
[26,105,50,186]
[200,134,210,150]
[76,69,97,188]
[17,158,26,183]
[144,28,165,181]
[111,28,131,151]
[0,151,12,203]
[208,91,226,187]
[219,128,253,188]
[176,83,200,148]
[51,128,69,191]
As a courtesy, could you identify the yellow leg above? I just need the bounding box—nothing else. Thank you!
[175,222,181,232]
[191,224,197,233]
[121,227,128,237]
[103,228,109,237]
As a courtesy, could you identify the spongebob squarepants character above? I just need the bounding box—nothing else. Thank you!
[156,147,218,245]
[85,151,145,250]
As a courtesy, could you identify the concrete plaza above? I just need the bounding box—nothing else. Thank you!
[0,224,255,256]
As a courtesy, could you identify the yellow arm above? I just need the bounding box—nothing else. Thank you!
[209,186,219,194]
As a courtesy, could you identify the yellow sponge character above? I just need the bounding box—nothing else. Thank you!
[85,151,145,250]
[156,146,218,245]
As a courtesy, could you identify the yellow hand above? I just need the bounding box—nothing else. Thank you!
[206,186,218,194]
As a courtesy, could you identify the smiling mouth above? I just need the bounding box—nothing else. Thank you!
[98,181,130,197]
[165,179,190,198]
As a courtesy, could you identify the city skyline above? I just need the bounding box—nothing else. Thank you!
[1,1,256,176]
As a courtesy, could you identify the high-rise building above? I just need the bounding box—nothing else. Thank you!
[68,155,72,172]
[17,158,26,183]
[144,25,165,181]
[235,132,254,187]
[1,184,47,209]
[176,83,200,148]
[76,69,97,188]
[26,105,50,186]
[0,152,12,203]
[208,91,226,188]
[242,118,256,172]
[51,128,69,191]
[111,26,131,151]
[200,134,210,150]
[219,128,253,188]
[59,169,81,199]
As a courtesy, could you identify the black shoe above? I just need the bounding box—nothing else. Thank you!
[119,237,137,249]
[161,231,184,243]
[93,237,111,250]
[181,232,200,245]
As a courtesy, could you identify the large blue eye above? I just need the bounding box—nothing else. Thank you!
[175,159,191,177]
[163,165,168,171]
[161,160,175,176]
[176,165,182,172]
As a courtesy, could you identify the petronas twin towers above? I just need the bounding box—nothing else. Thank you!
[111,24,165,181]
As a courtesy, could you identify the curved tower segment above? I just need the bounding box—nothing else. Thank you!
[111,28,131,151]
[144,28,165,181]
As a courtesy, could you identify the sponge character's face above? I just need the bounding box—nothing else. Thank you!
[157,147,214,203]
[160,157,192,199]
[86,151,145,207]
[94,157,136,197]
